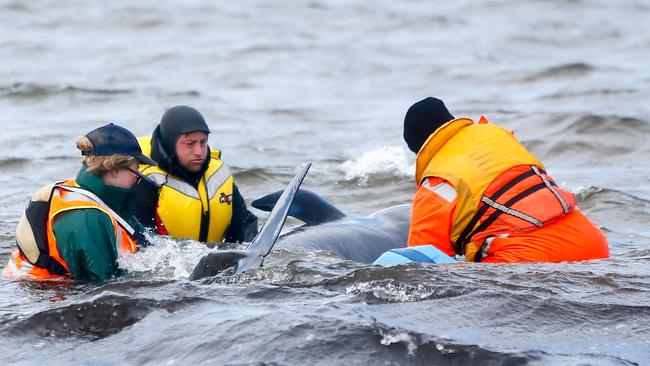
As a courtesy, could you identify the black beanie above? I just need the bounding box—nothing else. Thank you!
[403,97,455,153]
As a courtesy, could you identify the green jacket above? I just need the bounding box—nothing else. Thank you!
[52,167,145,281]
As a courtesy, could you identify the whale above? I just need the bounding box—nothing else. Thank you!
[250,189,410,264]
[189,165,412,281]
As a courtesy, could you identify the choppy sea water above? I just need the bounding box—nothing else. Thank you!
[1,0,649,365]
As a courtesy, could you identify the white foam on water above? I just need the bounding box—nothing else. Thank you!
[338,146,414,185]
[118,233,213,280]
[571,185,602,195]
[345,280,440,303]
[379,330,418,356]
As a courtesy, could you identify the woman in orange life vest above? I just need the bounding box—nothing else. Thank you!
[5,123,157,281]
[403,97,609,263]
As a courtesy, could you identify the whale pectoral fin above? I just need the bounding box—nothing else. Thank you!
[189,250,249,280]
[373,245,457,266]
[252,188,345,225]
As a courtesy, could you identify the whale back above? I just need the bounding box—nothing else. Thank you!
[277,204,411,263]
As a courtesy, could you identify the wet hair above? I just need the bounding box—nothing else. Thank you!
[76,136,136,175]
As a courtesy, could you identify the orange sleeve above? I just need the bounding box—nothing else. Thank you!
[407,177,457,256]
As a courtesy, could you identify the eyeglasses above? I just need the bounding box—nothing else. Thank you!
[125,167,146,184]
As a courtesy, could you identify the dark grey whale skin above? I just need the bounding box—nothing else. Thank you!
[252,189,410,263]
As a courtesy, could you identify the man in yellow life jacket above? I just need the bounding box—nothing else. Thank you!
[134,106,258,244]
[403,97,609,263]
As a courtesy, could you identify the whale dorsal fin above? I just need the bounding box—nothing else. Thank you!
[252,189,345,225]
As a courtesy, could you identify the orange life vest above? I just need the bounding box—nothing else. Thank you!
[415,117,576,261]
[6,179,137,279]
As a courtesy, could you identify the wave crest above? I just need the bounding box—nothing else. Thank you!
[118,234,213,280]
[526,62,594,81]
[339,146,413,185]
[0,82,132,98]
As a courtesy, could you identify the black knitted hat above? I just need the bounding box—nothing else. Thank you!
[403,97,455,153]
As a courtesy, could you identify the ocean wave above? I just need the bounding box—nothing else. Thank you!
[0,157,29,169]
[167,90,201,97]
[306,263,478,303]
[339,146,413,185]
[118,234,214,280]
[525,62,594,81]
[2,2,29,12]
[212,313,537,365]
[362,322,535,365]
[267,107,313,118]
[574,186,650,211]
[542,88,637,99]
[345,278,470,303]
[230,166,303,191]
[544,140,617,160]
[563,114,650,136]
[0,82,133,98]
[572,186,650,235]
[6,292,206,340]
[231,166,278,181]
[534,114,650,162]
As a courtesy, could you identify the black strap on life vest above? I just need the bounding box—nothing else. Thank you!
[36,255,69,275]
[18,184,70,275]
[454,165,567,256]
[198,176,210,243]
[24,200,51,257]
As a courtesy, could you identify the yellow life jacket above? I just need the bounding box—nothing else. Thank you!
[9,179,136,279]
[138,137,234,243]
[415,117,574,261]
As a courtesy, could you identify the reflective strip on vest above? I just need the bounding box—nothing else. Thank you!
[146,172,168,187]
[154,175,201,200]
[531,165,569,214]
[206,165,231,200]
[422,179,457,203]
[480,196,544,227]
[142,168,203,201]
[481,237,495,260]
[54,185,135,235]
[142,166,230,200]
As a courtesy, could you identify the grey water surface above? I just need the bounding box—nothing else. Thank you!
[1,0,649,365]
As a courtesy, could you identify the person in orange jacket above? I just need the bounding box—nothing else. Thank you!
[402,97,609,263]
